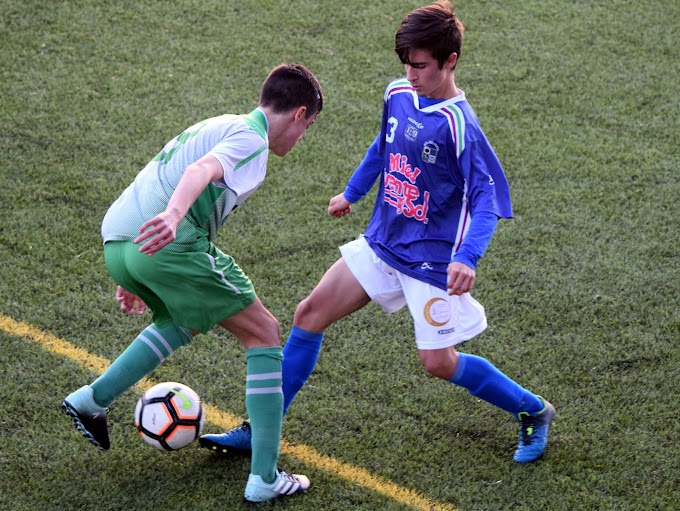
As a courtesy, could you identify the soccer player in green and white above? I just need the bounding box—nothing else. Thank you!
[62,63,323,503]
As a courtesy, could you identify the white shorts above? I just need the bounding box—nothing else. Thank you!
[340,236,487,350]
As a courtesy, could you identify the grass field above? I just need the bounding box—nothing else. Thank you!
[1,0,679,510]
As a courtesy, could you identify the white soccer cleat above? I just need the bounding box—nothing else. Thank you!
[244,468,310,502]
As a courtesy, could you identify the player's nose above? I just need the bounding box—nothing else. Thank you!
[405,65,417,81]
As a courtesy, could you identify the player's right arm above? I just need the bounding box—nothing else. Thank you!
[329,135,383,218]
[328,193,352,217]
[343,135,383,202]
[135,155,224,255]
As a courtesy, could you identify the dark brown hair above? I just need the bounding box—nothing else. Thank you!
[395,1,464,68]
[259,64,324,118]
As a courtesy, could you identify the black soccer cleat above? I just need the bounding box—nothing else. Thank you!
[62,385,110,451]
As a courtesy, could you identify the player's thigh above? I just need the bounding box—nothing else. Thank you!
[338,236,406,313]
[107,241,256,333]
[155,245,256,333]
[104,241,173,324]
[399,274,487,350]
[218,297,280,348]
[295,257,371,332]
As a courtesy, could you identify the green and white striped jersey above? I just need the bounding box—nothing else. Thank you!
[102,108,269,252]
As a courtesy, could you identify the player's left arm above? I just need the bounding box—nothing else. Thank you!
[448,137,510,295]
[115,285,148,315]
[447,211,498,295]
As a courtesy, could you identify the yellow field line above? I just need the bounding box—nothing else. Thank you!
[0,313,461,511]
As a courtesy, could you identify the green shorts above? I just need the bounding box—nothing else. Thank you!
[104,241,256,333]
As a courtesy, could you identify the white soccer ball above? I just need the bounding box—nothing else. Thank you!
[134,382,205,451]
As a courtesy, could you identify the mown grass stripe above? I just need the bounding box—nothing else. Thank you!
[0,313,461,511]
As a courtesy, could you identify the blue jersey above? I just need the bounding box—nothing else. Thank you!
[348,78,513,290]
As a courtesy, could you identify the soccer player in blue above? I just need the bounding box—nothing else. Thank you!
[201,1,555,463]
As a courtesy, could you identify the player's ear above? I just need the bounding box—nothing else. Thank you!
[293,105,308,122]
[445,52,458,70]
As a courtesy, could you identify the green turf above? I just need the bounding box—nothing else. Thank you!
[1,0,678,510]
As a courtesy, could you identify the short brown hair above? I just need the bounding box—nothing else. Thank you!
[395,1,464,68]
[259,64,324,118]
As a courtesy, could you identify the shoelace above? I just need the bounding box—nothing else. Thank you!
[276,469,302,483]
[519,415,537,444]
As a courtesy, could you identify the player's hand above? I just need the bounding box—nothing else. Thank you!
[115,286,148,315]
[328,193,352,218]
[447,262,476,296]
[134,210,181,255]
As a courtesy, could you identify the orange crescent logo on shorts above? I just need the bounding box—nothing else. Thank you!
[423,298,451,327]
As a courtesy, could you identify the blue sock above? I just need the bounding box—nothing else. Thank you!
[281,326,323,415]
[450,353,543,416]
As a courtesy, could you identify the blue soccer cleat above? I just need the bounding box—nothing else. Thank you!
[62,385,110,451]
[513,397,555,462]
[199,420,252,455]
[244,468,310,502]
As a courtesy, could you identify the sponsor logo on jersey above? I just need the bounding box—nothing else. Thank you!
[423,297,451,327]
[388,153,421,183]
[407,117,424,130]
[405,117,424,142]
[421,262,434,270]
[405,124,419,141]
[385,152,430,224]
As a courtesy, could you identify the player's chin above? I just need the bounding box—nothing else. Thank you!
[270,145,290,157]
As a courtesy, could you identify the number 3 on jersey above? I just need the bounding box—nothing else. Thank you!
[385,116,398,144]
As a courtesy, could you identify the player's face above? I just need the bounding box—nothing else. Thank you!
[404,49,457,99]
[271,109,317,157]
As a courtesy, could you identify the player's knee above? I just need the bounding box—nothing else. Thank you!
[420,351,458,380]
[174,325,194,346]
[293,296,321,329]
[422,361,453,380]
[258,314,280,344]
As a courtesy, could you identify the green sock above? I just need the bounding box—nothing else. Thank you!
[246,346,284,483]
[91,323,192,407]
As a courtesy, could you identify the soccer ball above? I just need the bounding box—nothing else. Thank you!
[134,382,205,451]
